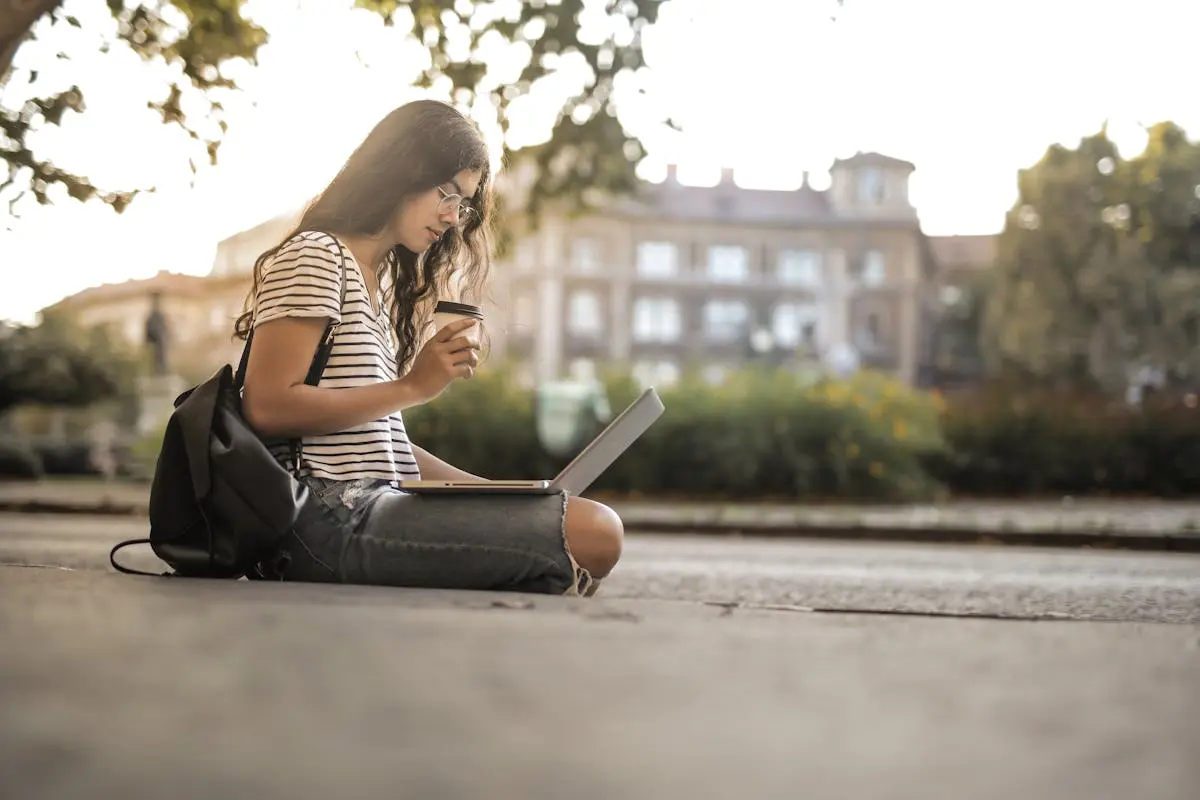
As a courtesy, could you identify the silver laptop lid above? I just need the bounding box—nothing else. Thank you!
[548,387,665,495]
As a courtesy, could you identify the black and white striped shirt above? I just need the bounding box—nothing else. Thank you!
[253,231,420,484]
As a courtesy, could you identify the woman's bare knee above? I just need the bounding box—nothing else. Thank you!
[564,496,623,579]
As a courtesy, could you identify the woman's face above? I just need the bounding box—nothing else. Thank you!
[391,168,483,253]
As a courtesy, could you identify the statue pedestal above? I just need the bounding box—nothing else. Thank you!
[136,374,187,435]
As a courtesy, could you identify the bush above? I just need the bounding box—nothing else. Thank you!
[404,369,549,481]
[596,369,945,502]
[930,385,1200,497]
[124,417,170,480]
[408,366,947,502]
[0,440,43,479]
[377,366,1200,500]
[34,440,102,476]
[1124,402,1200,496]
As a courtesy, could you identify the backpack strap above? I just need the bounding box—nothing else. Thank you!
[234,232,349,390]
[109,537,168,576]
[233,232,350,474]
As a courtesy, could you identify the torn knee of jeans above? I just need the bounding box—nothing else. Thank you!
[572,565,596,596]
[339,483,367,509]
[557,491,588,596]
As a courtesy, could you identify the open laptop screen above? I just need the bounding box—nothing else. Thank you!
[549,387,665,495]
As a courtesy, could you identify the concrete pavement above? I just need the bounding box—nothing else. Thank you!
[2,566,1199,800]
[5,512,1200,623]
[3,513,1200,798]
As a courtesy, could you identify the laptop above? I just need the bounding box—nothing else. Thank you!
[399,386,665,495]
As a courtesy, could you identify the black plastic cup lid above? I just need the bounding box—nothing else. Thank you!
[433,301,484,320]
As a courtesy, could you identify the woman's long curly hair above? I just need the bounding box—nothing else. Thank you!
[233,99,493,374]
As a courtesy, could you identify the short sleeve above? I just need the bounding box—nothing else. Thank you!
[253,232,344,328]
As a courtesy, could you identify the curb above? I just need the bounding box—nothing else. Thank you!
[0,500,146,517]
[2,500,1197,553]
[618,518,1200,553]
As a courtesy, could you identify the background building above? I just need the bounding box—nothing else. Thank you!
[44,153,995,390]
[490,152,929,388]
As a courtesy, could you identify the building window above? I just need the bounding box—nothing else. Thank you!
[566,290,603,337]
[940,284,965,307]
[858,168,885,204]
[636,241,678,279]
[861,250,886,286]
[632,360,681,389]
[570,237,600,273]
[632,296,682,342]
[778,250,822,287]
[707,245,749,283]
[703,299,749,342]
[771,302,819,349]
[856,311,884,349]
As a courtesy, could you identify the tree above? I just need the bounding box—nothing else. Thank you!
[359,0,674,221]
[1122,122,1200,268]
[981,125,1200,394]
[1,0,696,222]
[1,1,267,213]
[0,313,139,416]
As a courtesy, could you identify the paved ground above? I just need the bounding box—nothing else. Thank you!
[610,535,1200,624]
[4,513,1200,623]
[2,513,1198,799]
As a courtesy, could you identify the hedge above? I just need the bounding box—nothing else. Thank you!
[7,369,1197,500]
[404,368,947,502]
[404,369,1200,500]
[927,385,1200,498]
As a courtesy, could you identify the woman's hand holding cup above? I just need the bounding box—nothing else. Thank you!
[402,318,480,403]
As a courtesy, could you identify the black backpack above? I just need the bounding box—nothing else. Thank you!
[109,236,347,579]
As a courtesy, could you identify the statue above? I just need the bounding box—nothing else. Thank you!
[144,292,169,376]
[136,291,184,435]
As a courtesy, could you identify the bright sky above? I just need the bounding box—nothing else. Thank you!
[1,0,1197,323]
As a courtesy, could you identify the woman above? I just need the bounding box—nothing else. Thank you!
[235,100,622,596]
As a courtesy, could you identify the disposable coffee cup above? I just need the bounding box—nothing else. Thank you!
[432,300,484,345]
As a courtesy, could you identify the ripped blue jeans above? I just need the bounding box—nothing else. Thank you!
[259,476,594,596]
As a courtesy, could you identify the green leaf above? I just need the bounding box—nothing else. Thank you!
[3,0,266,217]
[983,123,1200,392]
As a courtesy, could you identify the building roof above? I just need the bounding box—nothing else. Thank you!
[45,270,246,313]
[212,149,922,238]
[214,212,299,250]
[832,151,917,172]
[609,172,834,225]
[591,149,926,226]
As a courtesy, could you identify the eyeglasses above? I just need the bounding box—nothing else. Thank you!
[437,186,476,225]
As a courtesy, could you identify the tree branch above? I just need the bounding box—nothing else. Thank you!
[0,0,64,81]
